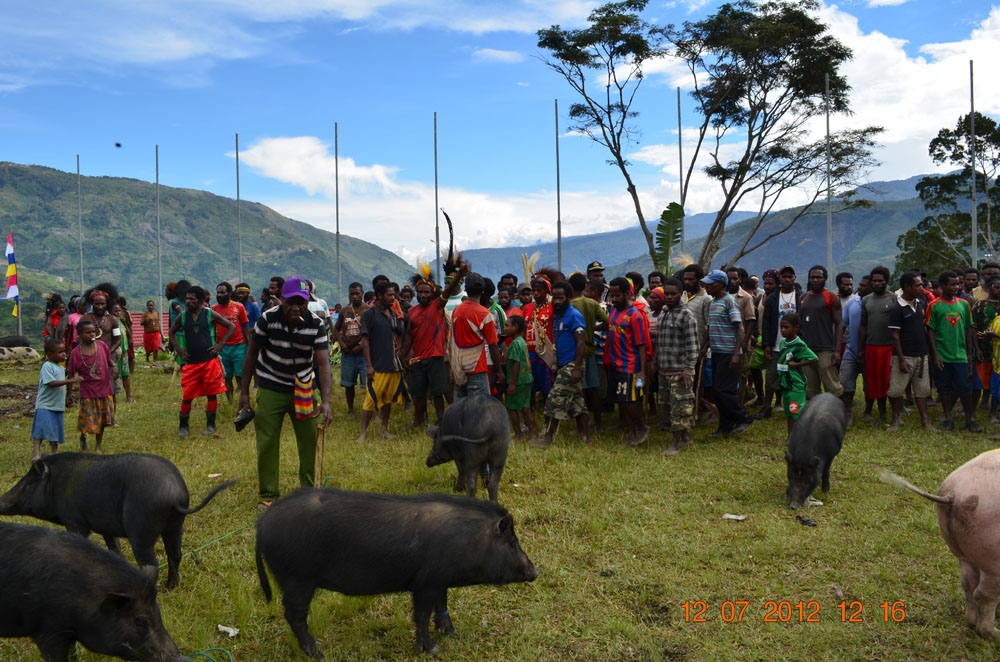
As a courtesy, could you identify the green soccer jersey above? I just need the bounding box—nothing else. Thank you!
[506,335,534,386]
[777,335,817,392]
[927,297,972,363]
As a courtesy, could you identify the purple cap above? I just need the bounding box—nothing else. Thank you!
[281,277,310,301]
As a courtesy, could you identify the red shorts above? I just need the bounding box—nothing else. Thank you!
[143,330,161,354]
[864,344,893,400]
[181,359,227,401]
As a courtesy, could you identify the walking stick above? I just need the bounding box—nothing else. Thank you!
[314,423,326,486]
[693,357,705,423]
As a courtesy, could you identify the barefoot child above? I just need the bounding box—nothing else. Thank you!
[504,316,537,442]
[66,319,116,452]
[777,313,817,435]
[30,339,83,461]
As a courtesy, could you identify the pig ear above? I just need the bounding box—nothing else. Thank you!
[140,564,159,588]
[30,459,49,480]
[494,514,514,539]
[100,592,134,615]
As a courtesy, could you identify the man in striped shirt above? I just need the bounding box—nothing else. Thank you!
[238,277,333,511]
[604,276,650,446]
[700,270,754,437]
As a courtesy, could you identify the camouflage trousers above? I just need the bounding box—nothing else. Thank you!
[544,364,588,421]
[658,373,695,432]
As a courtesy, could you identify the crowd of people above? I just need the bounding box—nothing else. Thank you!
[29,259,1000,509]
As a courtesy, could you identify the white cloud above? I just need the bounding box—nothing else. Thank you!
[866,0,908,7]
[472,48,526,63]
[627,3,1000,216]
[238,137,402,196]
[0,0,596,86]
[239,133,654,263]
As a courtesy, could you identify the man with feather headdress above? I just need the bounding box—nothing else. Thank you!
[521,262,562,409]
[401,259,466,427]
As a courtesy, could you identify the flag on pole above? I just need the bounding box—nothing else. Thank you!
[1,233,18,317]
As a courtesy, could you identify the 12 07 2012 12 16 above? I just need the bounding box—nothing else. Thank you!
[680,600,907,623]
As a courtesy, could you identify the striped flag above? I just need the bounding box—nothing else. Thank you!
[1,233,18,317]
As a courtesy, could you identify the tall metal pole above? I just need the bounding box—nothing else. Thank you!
[970,60,979,267]
[434,112,441,285]
[236,133,244,282]
[825,73,833,273]
[156,145,163,335]
[335,122,342,303]
[77,155,84,296]
[555,99,562,273]
[677,87,685,251]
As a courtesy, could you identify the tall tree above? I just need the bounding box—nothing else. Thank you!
[668,0,883,268]
[894,112,1000,276]
[928,112,1000,255]
[537,0,666,266]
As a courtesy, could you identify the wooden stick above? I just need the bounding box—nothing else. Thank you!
[314,423,325,486]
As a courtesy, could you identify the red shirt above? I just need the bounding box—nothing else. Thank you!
[212,301,248,345]
[521,301,553,353]
[452,300,499,374]
[408,300,446,360]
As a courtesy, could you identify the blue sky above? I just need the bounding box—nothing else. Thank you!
[2,0,998,265]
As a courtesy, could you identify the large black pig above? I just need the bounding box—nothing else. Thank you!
[255,488,538,658]
[0,522,185,662]
[785,392,846,509]
[0,452,235,588]
[426,393,510,501]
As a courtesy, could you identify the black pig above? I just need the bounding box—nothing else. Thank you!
[426,393,510,501]
[0,452,235,588]
[0,522,185,662]
[785,392,846,509]
[255,488,538,658]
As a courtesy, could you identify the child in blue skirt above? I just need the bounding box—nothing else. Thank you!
[31,339,82,461]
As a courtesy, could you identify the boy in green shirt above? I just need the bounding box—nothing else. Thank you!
[777,313,818,434]
[504,316,538,442]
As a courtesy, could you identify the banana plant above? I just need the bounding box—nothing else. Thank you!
[655,202,684,272]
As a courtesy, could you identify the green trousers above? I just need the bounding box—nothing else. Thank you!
[255,387,317,499]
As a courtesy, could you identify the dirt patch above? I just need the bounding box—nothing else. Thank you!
[0,383,36,418]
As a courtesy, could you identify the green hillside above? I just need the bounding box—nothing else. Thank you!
[0,162,413,339]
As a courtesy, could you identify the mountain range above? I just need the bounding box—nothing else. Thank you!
[0,162,931,339]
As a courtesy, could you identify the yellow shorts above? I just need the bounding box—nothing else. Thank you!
[363,371,405,411]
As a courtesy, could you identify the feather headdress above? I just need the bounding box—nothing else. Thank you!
[410,258,435,288]
[521,251,540,285]
[440,209,465,277]
[530,266,564,294]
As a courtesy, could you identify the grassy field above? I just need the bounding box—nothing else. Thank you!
[1,356,999,661]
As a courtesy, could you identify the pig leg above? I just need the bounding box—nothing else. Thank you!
[433,589,455,635]
[161,519,184,589]
[959,559,981,630]
[972,570,1000,638]
[281,583,323,660]
[464,469,479,499]
[100,534,125,557]
[412,588,442,653]
[821,458,833,493]
[486,463,505,502]
[127,533,162,588]
[33,633,73,662]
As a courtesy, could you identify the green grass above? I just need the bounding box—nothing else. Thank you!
[1,357,999,660]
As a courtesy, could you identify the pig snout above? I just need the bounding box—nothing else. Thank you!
[520,555,540,582]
